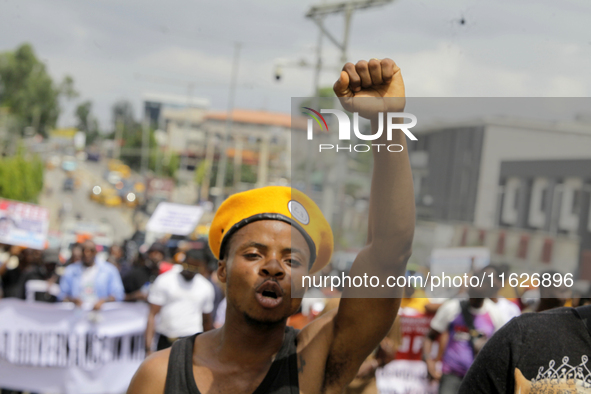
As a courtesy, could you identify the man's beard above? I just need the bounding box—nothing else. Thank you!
[243,311,288,328]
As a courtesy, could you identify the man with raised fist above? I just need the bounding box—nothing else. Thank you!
[128,58,415,394]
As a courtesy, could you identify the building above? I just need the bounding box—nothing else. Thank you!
[143,92,210,154]
[199,109,296,195]
[409,117,591,277]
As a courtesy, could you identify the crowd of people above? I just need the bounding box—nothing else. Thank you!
[281,264,580,394]
[0,239,584,394]
[0,236,224,356]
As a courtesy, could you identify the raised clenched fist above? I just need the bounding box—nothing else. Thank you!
[333,58,406,119]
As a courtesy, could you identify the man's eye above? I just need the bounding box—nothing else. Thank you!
[244,253,260,259]
[287,259,302,268]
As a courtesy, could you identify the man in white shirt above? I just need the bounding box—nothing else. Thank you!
[145,249,215,355]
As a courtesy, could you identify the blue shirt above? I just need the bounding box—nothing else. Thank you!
[59,259,125,301]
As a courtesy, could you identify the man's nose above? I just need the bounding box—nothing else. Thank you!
[260,257,286,279]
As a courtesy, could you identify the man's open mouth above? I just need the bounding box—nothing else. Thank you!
[262,290,278,299]
[255,281,284,309]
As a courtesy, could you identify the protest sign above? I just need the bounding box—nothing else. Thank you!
[146,202,204,235]
[0,199,49,249]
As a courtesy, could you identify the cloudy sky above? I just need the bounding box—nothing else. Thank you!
[1,0,590,129]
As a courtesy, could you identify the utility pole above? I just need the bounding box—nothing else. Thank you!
[306,0,394,65]
[305,0,395,226]
[141,109,150,175]
[214,42,242,209]
[114,117,123,160]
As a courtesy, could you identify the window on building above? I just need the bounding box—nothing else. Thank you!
[572,189,582,215]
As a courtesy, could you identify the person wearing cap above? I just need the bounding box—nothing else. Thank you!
[128,58,415,394]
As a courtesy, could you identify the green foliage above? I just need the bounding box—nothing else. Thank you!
[75,101,92,131]
[0,147,44,202]
[115,100,148,170]
[194,160,210,185]
[75,100,100,145]
[0,43,76,137]
[149,150,179,179]
[208,162,257,187]
[113,100,179,179]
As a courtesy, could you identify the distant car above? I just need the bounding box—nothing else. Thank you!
[100,188,122,207]
[87,151,101,162]
[46,155,61,170]
[89,185,102,202]
[63,178,75,192]
[123,191,139,208]
[106,171,122,185]
[61,156,78,172]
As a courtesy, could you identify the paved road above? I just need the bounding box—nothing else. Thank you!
[39,159,135,241]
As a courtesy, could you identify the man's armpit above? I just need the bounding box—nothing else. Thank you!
[322,351,351,391]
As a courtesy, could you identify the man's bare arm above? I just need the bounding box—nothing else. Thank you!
[325,58,415,387]
[145,303,162,355]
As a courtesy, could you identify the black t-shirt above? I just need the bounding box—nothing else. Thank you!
[459,306,591,393]
[122,265,155,294]
[1,267,26,299]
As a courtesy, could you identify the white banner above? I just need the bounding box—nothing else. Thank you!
[0,299,148,394]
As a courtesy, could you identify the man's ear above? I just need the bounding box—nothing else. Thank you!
[217,260,227,284]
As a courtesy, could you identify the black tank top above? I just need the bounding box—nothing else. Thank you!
[164,326,300,394]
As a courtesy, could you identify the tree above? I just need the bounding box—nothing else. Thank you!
[75,101,92,132]
[0,146,44,203]
[111,101,179,178]
[75,100,99,144]
[112,100,136,131]
[0,43,77,137]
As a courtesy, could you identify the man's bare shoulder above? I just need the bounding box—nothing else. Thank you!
[127,348,171,394]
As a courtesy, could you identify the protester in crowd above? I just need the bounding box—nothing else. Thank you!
[423,267,506,394]
[0,243,9,264]
[459,302,591,393]
[144,248,215,354]
[24,248,61,302]
[147,242,173,274]
[129,58,415,394]
[376,281,438,394]
[535,269,571,312]
[0,247,38,299]
[66,242,83,265]
[487,265,521,323]
[107,243,125,271]
[123,252,160,302]
[200,249,225,324]
[59,239,124,309]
